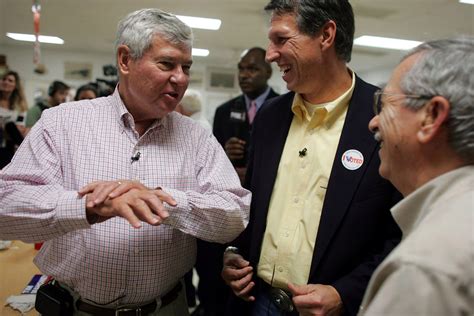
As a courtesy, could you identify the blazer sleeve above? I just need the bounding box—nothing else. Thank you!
[332,197,401,316]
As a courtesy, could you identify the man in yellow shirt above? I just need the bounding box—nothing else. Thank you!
[222,1,401,315]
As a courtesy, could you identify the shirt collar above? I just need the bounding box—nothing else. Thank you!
[111,86,167,134]
[244,86,271,111]
[391,166,474,238]
[291,69,355,129]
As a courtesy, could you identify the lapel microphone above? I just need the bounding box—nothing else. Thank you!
[131,151,141,163]
[299,148,307,157]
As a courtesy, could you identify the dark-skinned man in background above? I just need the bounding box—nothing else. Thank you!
[191,47,279,316]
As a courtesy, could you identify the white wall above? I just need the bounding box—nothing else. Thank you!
[2,44,396,125]
[358,67,394,88]
[1,44,287,126]
[2,45,114,106]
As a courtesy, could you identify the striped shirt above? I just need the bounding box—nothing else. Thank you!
[0,89,250,306]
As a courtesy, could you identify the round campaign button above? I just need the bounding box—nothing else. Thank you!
[341,149,364,170]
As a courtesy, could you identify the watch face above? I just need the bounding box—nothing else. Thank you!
[224,246,239,255]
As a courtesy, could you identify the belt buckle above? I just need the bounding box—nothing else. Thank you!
[115,307,141,316]
[269,288,294,312]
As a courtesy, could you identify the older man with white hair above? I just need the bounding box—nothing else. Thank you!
[176,89,211,130]
[360,36,474,315]
[0,8,250,316]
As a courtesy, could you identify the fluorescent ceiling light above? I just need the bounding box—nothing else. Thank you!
[6,32,64,44]
[176,15,221,30]
[459,0,474,4]
[192,48,209,57]
[354,35,422,50]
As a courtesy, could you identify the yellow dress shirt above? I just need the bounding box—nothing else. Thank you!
[257,71,355,288]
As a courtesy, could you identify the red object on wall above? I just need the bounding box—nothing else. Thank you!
[34,242,43,250]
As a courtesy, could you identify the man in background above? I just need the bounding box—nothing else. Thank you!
[0,8,250,316]
[25,80,70,127]
[74,83,98,101]
[191,47,278,316]
[222,1,401,315]
[360,37,473,315]
[213,47,278,182]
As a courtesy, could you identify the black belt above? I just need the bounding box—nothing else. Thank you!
[257,278,295,313]
[76,282,182,316]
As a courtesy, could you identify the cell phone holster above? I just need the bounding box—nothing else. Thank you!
[35,281,74,316]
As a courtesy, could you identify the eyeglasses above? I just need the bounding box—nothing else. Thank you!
[373,89,431,115]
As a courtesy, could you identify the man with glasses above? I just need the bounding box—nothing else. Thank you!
[222,1,402,315]
[360,37,474,315]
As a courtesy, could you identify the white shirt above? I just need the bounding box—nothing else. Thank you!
[360,166,474,316]
[0,89,251,306]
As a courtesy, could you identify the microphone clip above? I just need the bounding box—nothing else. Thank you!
[299,148,307,157]
[131,151,141,163]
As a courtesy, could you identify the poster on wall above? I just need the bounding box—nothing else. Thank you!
[64,62,93,80]
[206,67,238,91]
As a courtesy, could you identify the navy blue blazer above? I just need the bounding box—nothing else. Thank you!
[234,76,402,316]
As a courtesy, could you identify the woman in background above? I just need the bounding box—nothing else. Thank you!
[0,70,28,168]
[74,83,98,101]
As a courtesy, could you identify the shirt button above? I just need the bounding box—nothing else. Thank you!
[294,197,299,203]
[278,266,284,273]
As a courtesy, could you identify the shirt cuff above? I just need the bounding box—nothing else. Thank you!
[159,187,188,228]
[57,191,91,233]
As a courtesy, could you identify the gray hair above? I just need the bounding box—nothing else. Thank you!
[400,36,474,163]
[180,89,203,114]
[264,0,355,62]
[115,8,193,60]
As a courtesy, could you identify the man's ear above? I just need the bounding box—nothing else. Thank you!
[417,96,450,143]
[320,20,337,52]
[117,45,131,75]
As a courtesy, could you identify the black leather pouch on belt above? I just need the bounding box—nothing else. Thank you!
[35,281,74,316]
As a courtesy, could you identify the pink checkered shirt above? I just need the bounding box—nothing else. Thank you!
[0,89,250,306]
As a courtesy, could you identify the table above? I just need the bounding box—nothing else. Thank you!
[0,241,40,316]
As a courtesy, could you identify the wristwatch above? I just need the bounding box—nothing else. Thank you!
[224,246,240,255]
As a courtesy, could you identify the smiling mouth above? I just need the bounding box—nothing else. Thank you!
[164,92,179,99]
[374,132,384,148]
[279,65,291,75]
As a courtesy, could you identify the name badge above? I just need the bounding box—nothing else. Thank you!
[230,110,246,122]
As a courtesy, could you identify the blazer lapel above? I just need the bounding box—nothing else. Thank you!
[250,92,295,263]
[260,92,295,202]
[309,77,378,276]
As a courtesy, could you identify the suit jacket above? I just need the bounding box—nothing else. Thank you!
[213,88,279,167]
[233,76,402,316]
